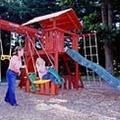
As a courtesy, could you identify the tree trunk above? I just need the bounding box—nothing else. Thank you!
[104,41,113,74]
[101,1,108,25]
[108,0,112,29]
[107,0,113,74]
[101,0,113,74]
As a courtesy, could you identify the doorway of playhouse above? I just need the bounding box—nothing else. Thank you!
[79,32,102,85]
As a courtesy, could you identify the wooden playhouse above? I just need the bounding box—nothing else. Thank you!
[19,9,83,94]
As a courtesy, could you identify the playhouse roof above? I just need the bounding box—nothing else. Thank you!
[22,8,83,31]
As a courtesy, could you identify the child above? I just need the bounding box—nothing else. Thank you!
[36,57,48,79]
[36,57,58,83]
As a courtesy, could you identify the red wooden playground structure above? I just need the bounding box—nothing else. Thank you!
[0,8,84,95]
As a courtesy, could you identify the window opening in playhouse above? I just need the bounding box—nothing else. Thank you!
[64,34,72,49]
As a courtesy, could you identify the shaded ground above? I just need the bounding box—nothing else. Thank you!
[0,81,120,120]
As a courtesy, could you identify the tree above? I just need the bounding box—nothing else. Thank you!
[0,0,61,23]
[101,0,113,74]
[100,0,120,74]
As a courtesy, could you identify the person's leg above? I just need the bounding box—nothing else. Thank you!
[5,70,17,106]
[42,72,57,83]
[42,72,51,80]
[48,73,57,83]
[5,70,11,102]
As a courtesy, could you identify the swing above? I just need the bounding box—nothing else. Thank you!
[0,30,12,61]
[25,34,51,91]
[28,72,50,84]
[1,55,11,61]
[24,32,64,93]
[27,32,64,85]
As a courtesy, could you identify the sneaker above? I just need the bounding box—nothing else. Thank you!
[11,103,19,106]
[5,99,9,103]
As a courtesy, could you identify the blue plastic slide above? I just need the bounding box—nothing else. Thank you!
[65,48,120,90]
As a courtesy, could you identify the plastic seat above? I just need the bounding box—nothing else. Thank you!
[28,72,37,90]
[28,72,51,90]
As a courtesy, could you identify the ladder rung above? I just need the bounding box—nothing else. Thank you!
[85,54,98,57]
[84,45,97,49]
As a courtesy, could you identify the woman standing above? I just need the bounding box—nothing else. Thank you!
[4,46,24,106]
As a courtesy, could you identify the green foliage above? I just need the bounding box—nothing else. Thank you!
[82,11,99,32]
[0,0,61,23]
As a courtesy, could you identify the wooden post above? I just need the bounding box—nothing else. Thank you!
[75,63,79,90]
[51,52,59,95]
[72,35,83,89]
